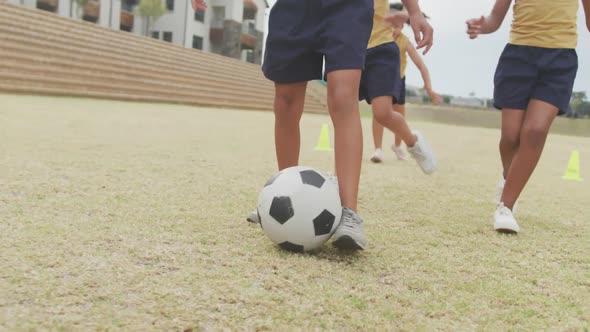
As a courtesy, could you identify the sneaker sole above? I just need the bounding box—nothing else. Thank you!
[246,211,260,224]
[495,228,518,234]
[332,235,365,250]
[370,156,382,163]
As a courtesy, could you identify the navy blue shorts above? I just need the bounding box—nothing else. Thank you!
[494,44,578,115]
[359,42,402,104]
[394,76,406,105]
[262,0,374,84]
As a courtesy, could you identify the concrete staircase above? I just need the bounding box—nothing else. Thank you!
[0,1,328,113]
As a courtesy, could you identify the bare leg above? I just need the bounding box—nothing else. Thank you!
[501,99,558,209]
[327,70,363,211]
[371,96,417,147]
[273,82,307,170]
[372,114,384,150]
[499,109,526,179]
[392,104,406,147]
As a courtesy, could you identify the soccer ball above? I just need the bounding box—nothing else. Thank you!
[257,166,342,252]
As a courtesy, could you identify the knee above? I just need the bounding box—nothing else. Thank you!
[500,130,520,150]
[520,125,549,148]
[372,107,390,124]
[275,90,300,111]
[327,84,357,114]
[274,92,304,123]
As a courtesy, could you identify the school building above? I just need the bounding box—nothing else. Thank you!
[3,0,267,64]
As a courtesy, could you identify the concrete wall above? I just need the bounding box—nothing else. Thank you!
[211,0,241,22]
[254,0,264,31]
[56,0,70,17]
[183,0,210,50]
[149,0,186,45]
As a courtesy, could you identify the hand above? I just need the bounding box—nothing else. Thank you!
[408,13,433,55]
[466,16,485,39]
[384,11,409,29]
[192,0,206,11]
[427,89,443,105]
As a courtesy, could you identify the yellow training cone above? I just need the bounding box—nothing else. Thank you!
[562,150,583,181]
[314,124,333,151]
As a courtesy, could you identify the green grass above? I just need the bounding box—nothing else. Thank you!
[1,94,589,330]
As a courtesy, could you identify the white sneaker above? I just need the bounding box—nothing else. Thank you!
[494,203,520,233]
[370,149,384,163]
[496,177,519,215]
[332,207,367,250]
[246,210,260,224]
[407,131,436,174]
[391,144,409,160]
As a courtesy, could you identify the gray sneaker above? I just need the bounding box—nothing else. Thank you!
[332,208,367,250]
[246,210,260,224]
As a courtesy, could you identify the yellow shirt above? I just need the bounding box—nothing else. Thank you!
[510,0,578,49]
[394,33,409,78]
[367,0,394,49]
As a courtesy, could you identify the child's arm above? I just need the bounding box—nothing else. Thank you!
[385,11,409,29]
[192,0,206,10]
[466,0,511,39]
[399,0,433,54]
[583,0,590,31]
[406,43,442,105]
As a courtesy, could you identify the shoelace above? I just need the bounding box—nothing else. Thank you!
[342,208,363,225]
[498,206,512,216]
[410,148,426,161]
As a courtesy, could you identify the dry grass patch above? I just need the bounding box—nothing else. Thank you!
[1,94,589,330]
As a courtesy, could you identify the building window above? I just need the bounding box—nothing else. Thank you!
[151,31,160,39]
[166,0,174,11]
[121,0,136,12]
[36,0,58,13]
[194,9,205,22]
[163,32,173,42]
[192,35,203,50]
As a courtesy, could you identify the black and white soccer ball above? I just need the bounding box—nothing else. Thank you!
[257,166,342,252]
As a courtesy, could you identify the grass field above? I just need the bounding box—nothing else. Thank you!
[1,94,589,330]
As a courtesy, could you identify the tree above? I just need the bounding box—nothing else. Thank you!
[138,0,166,36]
[571,91,587,107]
[575,102,590,118]
[569,91,588,118]
[571,91,587,102]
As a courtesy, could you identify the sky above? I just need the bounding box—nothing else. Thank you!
[264,0,590,99]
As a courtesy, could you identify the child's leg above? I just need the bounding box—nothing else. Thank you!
[372,114,384,150]
[273,82,307,170]
[501,99,558,209]
[392,104,406,147]
[499,109,526,179]
[326,69,363,211]
[371,96,416,147]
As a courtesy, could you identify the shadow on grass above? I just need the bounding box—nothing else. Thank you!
[268,243,367,265]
